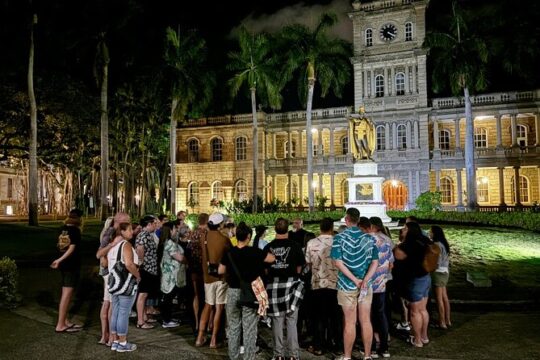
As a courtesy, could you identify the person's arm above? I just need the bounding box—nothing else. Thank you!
[123,242,141,281]
[263,252,275,263]
[96,236,122,259]
[50,244,76,269]
[394,246,407,260]
[361,259,379,287]
[218,264,226,275]
[333,259,361,288]
[136,239,145,263]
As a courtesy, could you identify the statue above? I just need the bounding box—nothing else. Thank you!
[348,106,375,160]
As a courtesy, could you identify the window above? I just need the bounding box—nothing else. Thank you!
[474,127,488,148]
[517,124,527,147]
[405,22,413,41]
[511,175,529,203]
[312,139,324,156]
[376,125,386,151]
[341,136,348,155]
[341,180,349,204]
[284,140,296,158]
[212,181,224,201]
[188,139,199,162]
[395,72,405,95]
[477,176,489,203]
[235,180,248,201]
[439,129,450,150]
[365,28,373,47]
[397,124,407,149]
[188,182,199,204]
[375,75,384,97]
[235,136,247,160]
[211,138,223,161]
[440,177,453,204]
[7,178,13,199]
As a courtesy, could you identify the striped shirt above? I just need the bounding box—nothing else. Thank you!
[330,226,379,291]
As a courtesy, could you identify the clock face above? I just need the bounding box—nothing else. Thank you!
[380,24,397,41]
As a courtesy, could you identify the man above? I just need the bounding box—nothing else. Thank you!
[264,218,305,360]
[195,212,231,348]
[331,208,379,360]
[305,217,340,356]
[176,210,191,242]
[288,217,308,248]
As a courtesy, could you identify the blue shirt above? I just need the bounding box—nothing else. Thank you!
[330,226,379,291]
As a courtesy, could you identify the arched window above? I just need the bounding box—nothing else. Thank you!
[341,136,348,155]
[212,181,224,201]
[477,176,489,203]
[376,125,386,151]
[517,124,527,147]
[365,28,373,47]
[284,140,296,158]
[511,175,529,203]
[405,22,413,41]
[439,129,451,150]
[341,180,349,204]
[440,177,453,204]
[235,136,247,161]
[211,138,223,161]
[188,139,199,162]
[375,74,385,97]
[188,182,199,204]
[474,127,488,148]
[235,180,248,201]
[395,72,405,95]
[397,124,407,149]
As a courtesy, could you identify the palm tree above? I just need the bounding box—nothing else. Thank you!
[227,26,283,213]
[27,12,38,226]
[164,27,215,215]
[425,0,488,211]
[94,32,110,220]
[278,13,351,212]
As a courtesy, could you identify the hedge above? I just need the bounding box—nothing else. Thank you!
[0,257,20,308]
[387,210,540,232]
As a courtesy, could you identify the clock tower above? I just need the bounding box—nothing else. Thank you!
[349,0,429,111]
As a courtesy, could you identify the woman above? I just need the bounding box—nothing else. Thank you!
[429,225,451,329]
[219,222,274,360]
[252,225,268,250]
[186,213,208,333]
[160,221,185,328]
[96,216,114,345]
[108,222,140,352]
[394,222,431,348]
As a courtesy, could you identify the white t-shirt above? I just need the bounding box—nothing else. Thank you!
[107,240,139,273]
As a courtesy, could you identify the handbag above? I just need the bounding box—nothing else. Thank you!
[227,252,258,309]
[108,241,137,296]
[204,233,219,277]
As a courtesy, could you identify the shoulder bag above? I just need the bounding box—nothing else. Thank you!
[205,233,219,277]
[108,241,138,296]
[227,251,258,309]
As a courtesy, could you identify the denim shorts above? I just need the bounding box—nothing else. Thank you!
[406,274,431,302]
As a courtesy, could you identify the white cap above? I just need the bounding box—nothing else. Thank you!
[208,213,224,226]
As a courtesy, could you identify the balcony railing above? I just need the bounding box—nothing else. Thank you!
[432,146,539,159]
[265,106,352,123]
[431,90,539,109]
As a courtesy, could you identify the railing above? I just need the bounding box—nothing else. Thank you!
[431,90,539,109]
[433,146,539,159]
[353,0,418,12]
[477,205,533,212]
[266,106,351,123]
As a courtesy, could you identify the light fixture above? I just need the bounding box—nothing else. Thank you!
[391,180,398,187]
[311,128,317,134]
[312,180,318,189]
[6,205,13,216]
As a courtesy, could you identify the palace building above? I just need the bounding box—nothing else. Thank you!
[175,0,540,214]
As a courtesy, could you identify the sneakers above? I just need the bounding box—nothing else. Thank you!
[116,342,137,352]
[162,320,180,328]
[334,356,352,360]
[129,310,137,318]
[396,321,411,331]
[240,346,245,354]
[380,350,391,358]
[370,353,379,358]
[110,341,118,351]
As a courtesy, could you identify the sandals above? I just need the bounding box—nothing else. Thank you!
[136,322,155,329]
[55,324,82,333]
[307,345,323,356]
[195,337,208,347]
[145,318,157,323]
[407,336,423,348]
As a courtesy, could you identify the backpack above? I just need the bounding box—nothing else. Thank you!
[57,230,71,252]
[422,240,441,273]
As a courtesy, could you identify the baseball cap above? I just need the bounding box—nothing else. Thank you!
[208,213,224,226]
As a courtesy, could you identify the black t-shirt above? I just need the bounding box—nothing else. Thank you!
[221,246,266,289]
[288,228,307,248]
[398,236,428,279]
[263,238,305,279]
[58,225,81,272]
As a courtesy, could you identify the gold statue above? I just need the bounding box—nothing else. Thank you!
[348,106,375,160]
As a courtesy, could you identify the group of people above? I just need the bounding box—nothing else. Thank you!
[50,208,452,360]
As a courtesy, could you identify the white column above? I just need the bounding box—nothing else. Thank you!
[456,168,463,206]
[390,67,395,96]
[435,170,441,190]
[385,123,391,150]
[287,131,293,158]
[330,173,335,205]
[514,166,521,205]
[414,120,420,148]
[272,132,277,159]
[406,122,412,149]
[455,118,461,149]
[511,114,518,147]
[535,113,540,146]
[329,127,335,156]
[370,70,375,98]
[271,175,276,200]
[287,174,292,203]
[408,170,414,207]
[298,174,304,205]
[364,70,369,98]
[297,131,303,157]
[392,123,397,149]
[495,114,503,148]
[412,64,417,93]
[319,173,324,198]
[498,167,505,206]
[415,170,420,200]
[405,65,410,94]
[433,119,440,150]
[318,128,323,156]
[384,67,390,96]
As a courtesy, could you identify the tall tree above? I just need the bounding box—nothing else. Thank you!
[164,27,214,215]
[27,12,38,225]
[425,0,488,211]
[227,26,283,213]
[278,13,351,212]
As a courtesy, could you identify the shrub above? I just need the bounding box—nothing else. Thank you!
[415,191,442,212]
[0,257,20,308]
[229,210,345,227]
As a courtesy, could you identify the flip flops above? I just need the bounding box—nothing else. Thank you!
[136,322,155,329]
[55,324,82,333]
[407,336,423,348]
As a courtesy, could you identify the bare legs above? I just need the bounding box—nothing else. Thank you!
[99,300,111,344]
[358,302,373,358]
[192,278,200,331]
[341,305,356,359]
[55,286,74,331]
[136,292,148,325]
[435,286,451,327]
[409,297,429,346]
[196,303,224,347]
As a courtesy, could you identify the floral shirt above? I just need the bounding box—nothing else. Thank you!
[371,231,394,293]
[135,230,158,275]
[187,227,206,275]
[161,239,184,294]
[305,235,338,290]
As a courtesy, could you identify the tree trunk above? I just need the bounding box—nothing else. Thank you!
[250,87,258,214]
[27,13,38,226]
[100,60,109,220]
[464,86,477,211]
[170,98,178,215]
[306,79,315,212]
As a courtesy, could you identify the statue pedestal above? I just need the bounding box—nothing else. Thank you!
[340,162,392,224]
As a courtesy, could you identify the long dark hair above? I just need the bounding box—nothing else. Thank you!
[404,221,430,244]
[430,225,450,254]
[253,225,267,249]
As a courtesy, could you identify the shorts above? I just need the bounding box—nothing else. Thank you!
[405,274,431,302]
[431,271,449,287]
[337,287,373,307]
[204,281,228,305]
[60,270,80,288]
[102,274,111,302]
[138,269,159,296]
